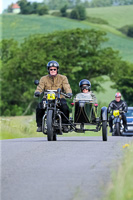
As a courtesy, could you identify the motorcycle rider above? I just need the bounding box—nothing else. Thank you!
[75,79,97,104]
[34,60,72,133]
[108,92,128,132]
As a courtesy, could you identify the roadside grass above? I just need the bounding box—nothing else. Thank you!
[104,143,133,200]
[0,115,111,140]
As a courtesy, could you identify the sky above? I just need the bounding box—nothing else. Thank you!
[0,0,43,14]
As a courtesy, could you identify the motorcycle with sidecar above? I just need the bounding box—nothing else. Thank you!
[34,80,108,141]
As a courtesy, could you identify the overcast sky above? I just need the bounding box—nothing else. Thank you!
[0,0,43,13]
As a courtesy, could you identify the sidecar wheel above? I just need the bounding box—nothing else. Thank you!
[102,121,107,141]
[47,110,54,141]
[53,134,57,141]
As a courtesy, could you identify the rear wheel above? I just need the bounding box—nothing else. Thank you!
[47,110,54,141]
[102,121,107,141]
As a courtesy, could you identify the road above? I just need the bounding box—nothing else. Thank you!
[1,136,133,200]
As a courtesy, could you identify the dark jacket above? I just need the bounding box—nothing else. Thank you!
[108,100,128,113]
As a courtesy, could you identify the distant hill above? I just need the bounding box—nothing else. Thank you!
[1,6,133,63]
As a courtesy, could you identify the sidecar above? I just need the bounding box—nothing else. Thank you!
[71,93,108,141]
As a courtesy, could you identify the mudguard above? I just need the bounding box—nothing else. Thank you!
[113,117,120,123]
[101,106,108,121]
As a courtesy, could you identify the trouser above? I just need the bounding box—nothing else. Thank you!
[109,113,127,128]
[36,98,69,127]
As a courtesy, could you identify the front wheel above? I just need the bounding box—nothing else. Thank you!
[47,110,54,141]
[116,122,120,136]
[102,121,107,141]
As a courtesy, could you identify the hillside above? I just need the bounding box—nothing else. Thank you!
[1,9,133,63]
[86,5,133,28]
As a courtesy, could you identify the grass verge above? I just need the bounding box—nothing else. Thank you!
[0,115,110,140]
[104,143,133,200]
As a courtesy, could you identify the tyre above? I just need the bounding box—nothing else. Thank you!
[116,122,120,136]
[53,134,57,141]
[47,110,54,141]
[102,121,107,141]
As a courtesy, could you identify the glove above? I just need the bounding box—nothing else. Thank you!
[67,93,73,98]
[34,91,41,97]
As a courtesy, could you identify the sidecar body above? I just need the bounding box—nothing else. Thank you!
[72,93,97,124]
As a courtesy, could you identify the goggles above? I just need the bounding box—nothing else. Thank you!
[81,85,90,91]
[49,62,58,67]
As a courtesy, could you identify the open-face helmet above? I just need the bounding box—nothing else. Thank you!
[47,60,59,73]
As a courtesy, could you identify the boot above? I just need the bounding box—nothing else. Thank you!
[63,125,68,133]
[36,126,42,132]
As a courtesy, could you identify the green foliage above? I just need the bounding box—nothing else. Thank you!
[119,24,133,38]
[17,0,49,15]
[1,28,131,116]
[70,5,86,20]
[37,5,49,15]
[110,63,133,106]
[86,16,109,25]
[60,5,67,17]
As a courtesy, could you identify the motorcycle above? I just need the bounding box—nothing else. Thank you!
[34,80,108,141]
[112,110,124,136]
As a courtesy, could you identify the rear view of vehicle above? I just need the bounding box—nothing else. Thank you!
[122,107,133,136]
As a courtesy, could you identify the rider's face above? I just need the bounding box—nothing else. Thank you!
[49,67,57,76]
[115,97,121,102]
[83,89,89,93]
[82,85,89,93]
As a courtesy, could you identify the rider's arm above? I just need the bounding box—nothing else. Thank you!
[91,91,97,104]
[62,76,72,94]
[123,101,128,112]
[35,76,45,93]
[108,101,114,113]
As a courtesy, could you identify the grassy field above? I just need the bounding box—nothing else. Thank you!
[86,5,133,28]
[1,11,133,63]
[0,115,110,140]
[105,143,133,200]
[94,76,117,106]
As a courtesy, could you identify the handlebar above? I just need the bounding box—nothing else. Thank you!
[44,89,72,99]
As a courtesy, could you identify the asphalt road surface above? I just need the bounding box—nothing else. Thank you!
[1,136,133,200]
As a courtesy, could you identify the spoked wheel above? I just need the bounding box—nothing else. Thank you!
[47,110,54,141]
[102,121,107,141]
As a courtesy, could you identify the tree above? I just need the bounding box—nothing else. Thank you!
[60,5,67,17]
[37,5,49,15]
[70,5,86,20]
[0,29,131,115]
[110,63,133,106]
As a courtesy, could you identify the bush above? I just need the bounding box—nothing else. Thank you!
[51,11,61,17]
[119,25,133,38]
[60,5,67,17]
[86,16,108,25]
[37,5,49,15]
[70,5,86,20]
